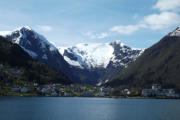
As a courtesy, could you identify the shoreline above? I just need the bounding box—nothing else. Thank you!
[0,95,179,99]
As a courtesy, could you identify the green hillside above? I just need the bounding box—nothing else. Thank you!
[107,35,180,90]
[0,36,72,87]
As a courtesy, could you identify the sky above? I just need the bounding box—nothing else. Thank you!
[0,0,180,48]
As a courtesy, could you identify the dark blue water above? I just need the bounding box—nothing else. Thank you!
[0,97,180,120]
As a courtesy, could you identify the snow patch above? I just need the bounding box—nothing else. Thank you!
[114,40,124,47]
[15,26,32,31]
[64,56,82,68]
[58,47,67,55]
[0,31,11,36]
[169,27,180,37]
[0,26,57,52]
[59,43,114,69]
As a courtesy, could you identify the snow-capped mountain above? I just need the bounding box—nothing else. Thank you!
[168,27,180,37]
[58,41,143,84]
[58,40,143,69]
[0,26,144,84]
[0,26,70,75]
[0,26,56,58]
[58,43,114,69]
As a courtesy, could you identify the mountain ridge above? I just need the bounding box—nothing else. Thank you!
[106,27,180,90]
[58,40,144,69]
[0,26,143,84]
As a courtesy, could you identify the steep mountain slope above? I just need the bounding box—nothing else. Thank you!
[0,26,70,74]
[59,41,143,84]
[107,27,180,90]
[0,36,71,85]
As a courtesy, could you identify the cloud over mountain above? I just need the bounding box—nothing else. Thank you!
[91,0,180,37]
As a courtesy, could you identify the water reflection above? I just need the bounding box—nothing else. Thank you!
[0,97,179,120]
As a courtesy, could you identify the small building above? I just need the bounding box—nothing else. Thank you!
[98,92,105,97]
[142,89,155,97]
[51,91,58,96]
[34,83,39,87]
[99,87,110,92]
[166,89,179,98]
[81,86,87,90]
[21,87,28,93]
[41,88,51,94]
[152,84,161,91]
[64,92,71,97]
[82,90,94,97]
[142,84,179,98]
[11,87,20,92]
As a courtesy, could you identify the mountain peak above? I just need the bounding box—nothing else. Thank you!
[169,26,180,37]
[19,26,32,30]
[110,40,125,47]
[0,26,33,37]
[0,26,57,57]
[10,26,33,34]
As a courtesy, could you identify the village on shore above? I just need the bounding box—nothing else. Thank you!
[0,82,179,99]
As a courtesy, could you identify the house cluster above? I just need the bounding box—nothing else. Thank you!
[11,86,28,93]
[39,84,112,97]
[10,83,112,97]
[81,86,111,97]
[11,83,38,93]
[142,84,180,98]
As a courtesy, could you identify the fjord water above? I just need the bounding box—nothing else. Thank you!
[0,97,180,120]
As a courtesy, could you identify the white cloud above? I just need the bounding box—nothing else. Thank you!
[108,0,180,35]
[141,12,180,30]
[110,25,141,35]
[110,24,147,35]
[83,32,108,39]
[84,0,180,38]
[35,25,53,32]
[97,33,108,38]
[84,32,96,39]
[154,0,180,11]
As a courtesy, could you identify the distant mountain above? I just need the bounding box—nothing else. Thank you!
[0,36,72,85]
[0,27,143,84]
[59,41,143,69]
[106,27,180,90]
[58,41,143,84]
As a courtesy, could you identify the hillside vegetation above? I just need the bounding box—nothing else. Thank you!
[107,35,180,90]
[0,36,71,87]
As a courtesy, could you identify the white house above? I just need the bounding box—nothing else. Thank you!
[142,89,155,97]
[142,84,179,98]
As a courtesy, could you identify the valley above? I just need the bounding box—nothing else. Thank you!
[0,26,180,98]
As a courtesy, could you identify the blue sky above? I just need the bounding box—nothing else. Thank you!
[0,0,180,48]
